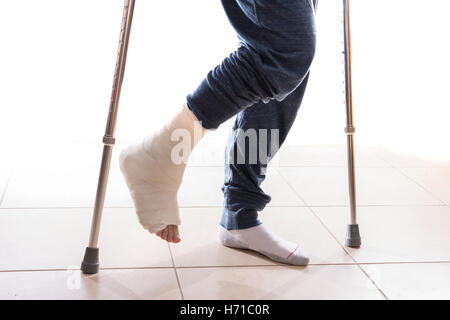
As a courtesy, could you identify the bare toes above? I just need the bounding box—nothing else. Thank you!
[161,228,168,241]
[154,226,180,243]
[173,227,181,243]
[167,226,175,243]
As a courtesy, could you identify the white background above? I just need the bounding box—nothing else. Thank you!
[0,0,449,166]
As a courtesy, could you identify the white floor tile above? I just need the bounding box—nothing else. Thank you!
[361,263,450,300]
[399,167,450,205]
[0,268,181,300]
[178,265,384,300]
[275,145,390,167]
[377,148,450,168]
[0,208,173,270]
[313,206,450,263]
[178,166,304,207]
[278,167,443,206]
[1,165,132,208]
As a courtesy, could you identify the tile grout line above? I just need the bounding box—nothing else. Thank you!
[0,263,361,274]
[377,154,448,206]
[357,260,450,265]
[161,262,359,268]
[375,149,450,169]
[271,165,392,168]
[167,243,185,300]
[275,167,357,260]
[393,167,448,206]
[3,260,450,273]
[1,203,448,211]
[355,264,389,300]
[275,166,389,300]
[309,205,389,300]
[0,169,13,207]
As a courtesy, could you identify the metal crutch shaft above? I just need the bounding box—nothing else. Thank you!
[343,0,361,248]
[81,0,136,274]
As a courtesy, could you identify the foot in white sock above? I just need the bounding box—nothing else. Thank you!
[119,104,207,242]
[218,224,309,266]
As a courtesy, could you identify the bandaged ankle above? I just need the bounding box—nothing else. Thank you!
[119,104,207,233]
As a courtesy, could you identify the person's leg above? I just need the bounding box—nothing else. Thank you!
[220,73,310,230]
[218,74,311,265]
[120,0,317,243]
[186,0,317,130]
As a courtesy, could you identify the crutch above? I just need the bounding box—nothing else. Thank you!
[81,0,136,274]
[342,0,361,248]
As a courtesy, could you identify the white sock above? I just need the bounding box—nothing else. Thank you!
[119,104,206,233]
[218,224,310,266]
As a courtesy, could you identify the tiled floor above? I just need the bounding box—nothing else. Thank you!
[0,143,449,299]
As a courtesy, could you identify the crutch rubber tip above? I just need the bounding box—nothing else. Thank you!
[345,224,361,248]
[81,247,99,274]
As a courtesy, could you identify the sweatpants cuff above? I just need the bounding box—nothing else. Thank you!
[220,208,262,230]
[186,78,225,130]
